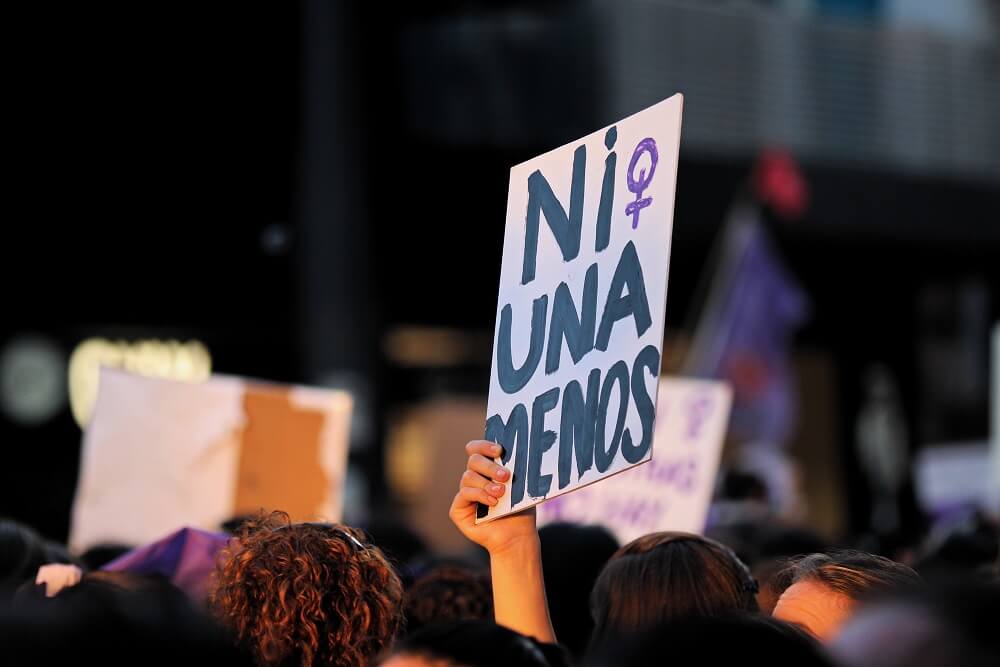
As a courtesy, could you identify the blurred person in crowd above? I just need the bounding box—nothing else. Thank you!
[211,512,403,667]
[754,558,790,614]
[380,619,570,667]
[30,562,83,598]
[403,565,493,633]
[1,519,49,598]
[79,542,133,570]
[449,441,759,653]
[539,522,619,659]
[586,614,835,667]
[364,515,431,576]
[41,540,76,568]
[771,549,920,641]
[830,578,1000,667]
[0,518,77,599]
[589,531,759,645]
[706,470,772,537]
[2,567,251,666]
[709,515,828,563]
[912,509,999,581]
[739,523,830,613]
[709,520,829,612]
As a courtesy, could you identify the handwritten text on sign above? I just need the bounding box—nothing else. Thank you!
[480,95,684,522]
[538,378,732,544]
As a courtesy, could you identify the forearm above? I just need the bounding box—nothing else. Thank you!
[489,536,556,644]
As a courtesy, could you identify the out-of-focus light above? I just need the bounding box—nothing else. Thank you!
[385,416,430,504]
[0,335,67,426]
[382,326,492,368]
[68,338,211,427]
[260,223,291,256]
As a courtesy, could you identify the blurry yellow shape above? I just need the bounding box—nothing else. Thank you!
[68,338,211,427]
[383,326,491,368]
[385,415,430,503]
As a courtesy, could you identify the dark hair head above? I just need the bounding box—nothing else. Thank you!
[386,619,570,667]
[404,565,493,633]
[2,572,251,666]
[589,531,759,644]
[79,542,133,571]
[831,577,1000,667]
[777,550,921,602]
[754,558,792,614]
[586,614,834,667]
[914,512,1000,581]
[363,515,430,570]
[0,519,49,597]
[539,522,619,658]
[211,512,403,667]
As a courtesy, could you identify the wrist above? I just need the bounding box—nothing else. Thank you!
[489,533,541,561]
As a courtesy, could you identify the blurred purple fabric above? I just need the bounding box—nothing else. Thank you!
[102,526,231,601]
[685,205,809,447]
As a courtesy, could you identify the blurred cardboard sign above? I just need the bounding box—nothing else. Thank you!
[70,368,351,551]
[482,94,683,522]
[537,378,731,544]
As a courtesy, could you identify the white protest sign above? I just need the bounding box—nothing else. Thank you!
[480,94,683,522]
[70,368,352,551]
[537,378,732,543]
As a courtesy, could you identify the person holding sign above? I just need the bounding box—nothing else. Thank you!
[450,440,760,649]
[451,93,761,648]
[449,440,556,644]
[481,94,684,523]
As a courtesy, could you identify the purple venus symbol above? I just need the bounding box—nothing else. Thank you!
[624,137,659,229]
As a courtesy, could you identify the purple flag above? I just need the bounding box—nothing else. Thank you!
[684,205,808,447]
[102,526,231,601]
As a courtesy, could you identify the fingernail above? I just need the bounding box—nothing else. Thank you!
[487,496,497,505]
[488,483,503,495]
[496,467,508,479]
[491,444,502,455]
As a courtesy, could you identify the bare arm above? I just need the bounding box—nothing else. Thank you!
[449,440,555,644]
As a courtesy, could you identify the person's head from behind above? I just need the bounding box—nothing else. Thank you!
[771,550,920,642]
[829,578,1000,667]
[586,614,834,667]
[381,619,569,667]
[914,511,999,581]
[211,512,403,667]
[538,522,619,658]
[404,565,492,633]
[2,571,250,667]
[0,519,49,598]
[364,515,431,573]
[589,531,759,644]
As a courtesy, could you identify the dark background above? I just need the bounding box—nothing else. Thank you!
[3,1,998,543]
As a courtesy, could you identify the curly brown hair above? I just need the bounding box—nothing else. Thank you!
[211,512,403,667]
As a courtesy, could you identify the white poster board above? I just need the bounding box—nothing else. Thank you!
[537,378,731,543]
[481,94,683,521]
[70,368,352,551]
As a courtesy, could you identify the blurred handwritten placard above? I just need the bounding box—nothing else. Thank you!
[70,368,351,551]
[481,94,684,522]
[538,378,732,544]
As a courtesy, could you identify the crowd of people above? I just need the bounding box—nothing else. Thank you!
[2,439,998,666]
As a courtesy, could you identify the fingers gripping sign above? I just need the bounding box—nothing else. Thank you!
[449,440,552,643]
[449,440,538,557]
